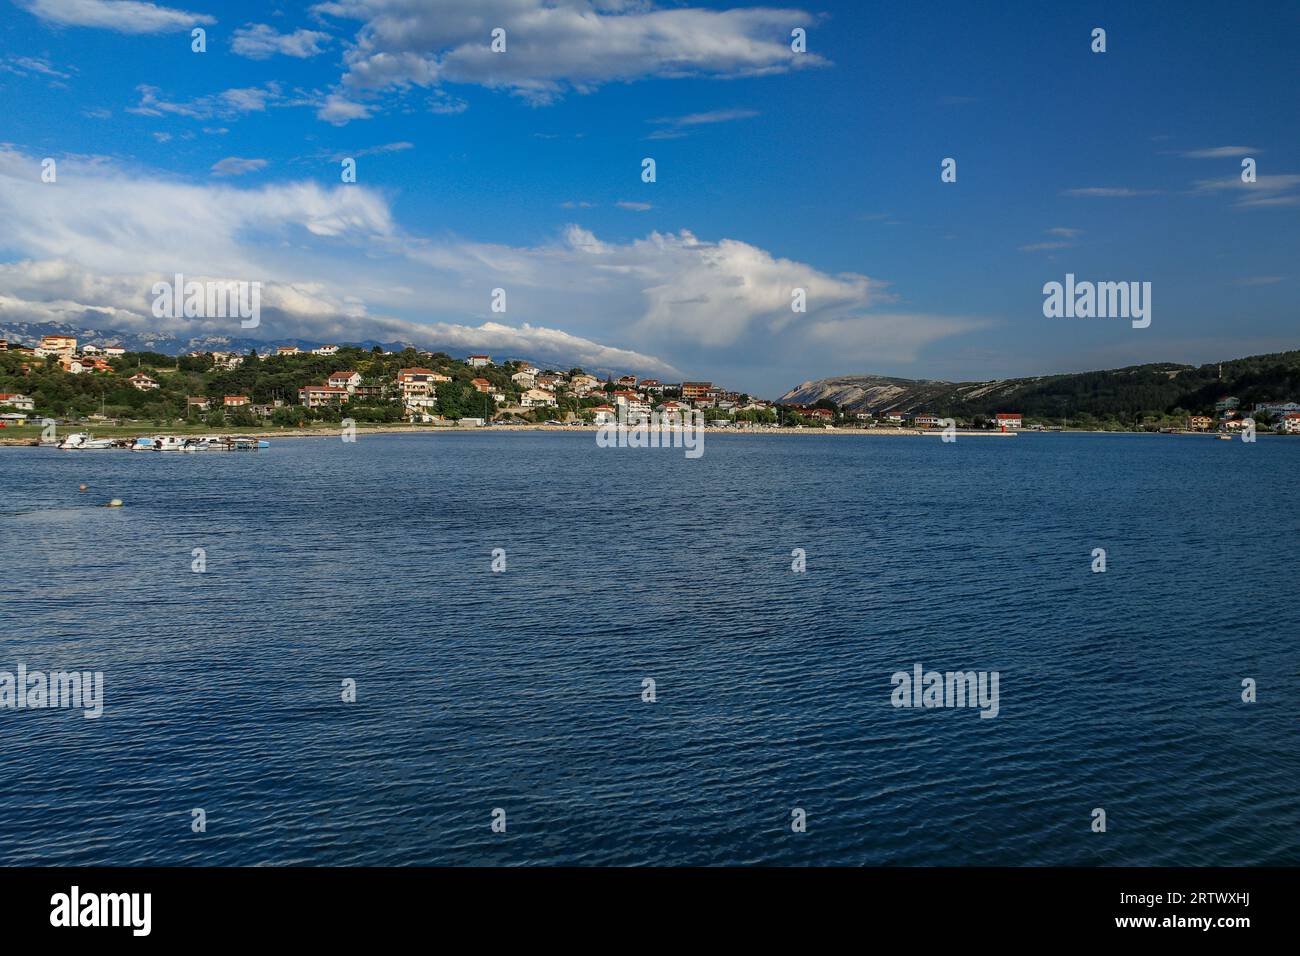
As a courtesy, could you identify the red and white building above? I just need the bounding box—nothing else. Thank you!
[995,413,1023,429]
[396,368,449,400]
[327,371,362,391]
[298,384,348,407]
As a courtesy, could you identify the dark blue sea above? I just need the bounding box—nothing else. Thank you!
[2,431,1297,865]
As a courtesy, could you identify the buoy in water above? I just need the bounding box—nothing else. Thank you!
[107,499,123,508]
[79,484,88,492]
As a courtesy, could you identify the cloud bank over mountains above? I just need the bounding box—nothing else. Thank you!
[0,148,974,382]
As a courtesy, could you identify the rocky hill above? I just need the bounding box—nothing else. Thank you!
[780,352,1300,419]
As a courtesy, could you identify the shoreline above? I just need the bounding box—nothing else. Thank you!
[0,423,1277,446]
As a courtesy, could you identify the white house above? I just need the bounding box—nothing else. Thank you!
[327,370,362,391]
[521,388,558,408]
[312,345,340,356]
[129,373,159,391]
[0,392,35,411]
[995,413,1023,429]
[1280,413,1300,434]
[467,354,491,368]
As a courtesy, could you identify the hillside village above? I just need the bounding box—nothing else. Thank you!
[0,334,781,429]
[2,334,1299,435]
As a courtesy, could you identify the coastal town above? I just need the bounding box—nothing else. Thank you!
[2,334,1299,437]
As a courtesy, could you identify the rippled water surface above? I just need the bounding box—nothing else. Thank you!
[2,431,1297,865]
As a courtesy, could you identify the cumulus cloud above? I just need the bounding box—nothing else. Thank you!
[17,0,214,33]
[231,24,332,59]
[310,0,826,119]
[0,147,974,384]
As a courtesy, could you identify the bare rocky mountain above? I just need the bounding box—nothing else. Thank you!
[777,351,1300,420]
[779,373,1036,414]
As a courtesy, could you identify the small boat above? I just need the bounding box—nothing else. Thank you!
[1217,434,1233,440]
[130,437,156,451]
[153,435,196,452]
[57,432,91,449]
[228,437,269,451]
[80,438,115,449]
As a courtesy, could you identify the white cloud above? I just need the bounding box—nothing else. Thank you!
[0,55,73,79]
[1019,227,1081,252]
[128,83,284,120]
[232,24,332,59]
[1192,173,1300,208]
[1063,187,1158,198]
[318,93,372,125]
[616,201,652,211]
[17,0,214,33]
[211,157,268,176]
[1181,146,1257,158]
[0,147,975,382]
[647,107,758,139]
[310,0,826,120]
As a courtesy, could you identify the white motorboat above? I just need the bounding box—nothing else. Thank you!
[153,435,194,452]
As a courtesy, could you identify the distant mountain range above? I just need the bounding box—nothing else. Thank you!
[0,320,416,357]
[780,350,1300,420]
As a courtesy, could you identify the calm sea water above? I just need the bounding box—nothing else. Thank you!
[1,431,1297,866]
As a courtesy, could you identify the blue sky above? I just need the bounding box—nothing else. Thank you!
[0,0,1297,395]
